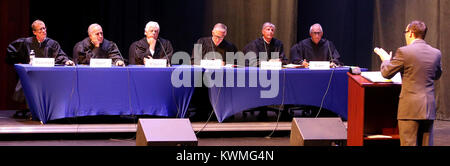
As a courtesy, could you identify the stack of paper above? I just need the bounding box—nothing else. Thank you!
[361,71,402,84]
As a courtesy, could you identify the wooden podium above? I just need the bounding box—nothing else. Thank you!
[347,73,401,146]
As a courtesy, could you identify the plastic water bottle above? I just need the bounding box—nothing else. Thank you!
[29,49,35,64]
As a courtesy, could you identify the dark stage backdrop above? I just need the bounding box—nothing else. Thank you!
[28,0,206,60]
[297,0,374,68]
[0,0,29,110]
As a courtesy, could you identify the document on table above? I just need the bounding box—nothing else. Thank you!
[361,71,402,84]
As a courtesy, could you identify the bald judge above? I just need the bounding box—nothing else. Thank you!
[73,23,125,66]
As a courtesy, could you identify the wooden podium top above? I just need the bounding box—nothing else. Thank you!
[347,72,401,88]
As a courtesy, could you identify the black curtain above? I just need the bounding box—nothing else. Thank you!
[0,0,29,110]
[297,0,374,68]
[29,0,206,60]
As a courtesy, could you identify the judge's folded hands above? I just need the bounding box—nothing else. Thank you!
[374,47,392,61]
[115,60,125,67]
[65,60,75,66]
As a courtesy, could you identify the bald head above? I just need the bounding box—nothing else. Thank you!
[88,23,104,47]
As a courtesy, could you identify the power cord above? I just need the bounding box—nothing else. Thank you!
[266,68,286,138]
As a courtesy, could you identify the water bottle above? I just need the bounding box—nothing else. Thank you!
[29,49,35,64]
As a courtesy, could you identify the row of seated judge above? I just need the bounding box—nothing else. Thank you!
[6,21,343,68]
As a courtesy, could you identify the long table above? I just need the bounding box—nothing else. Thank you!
[16,64,356,124]
[206,67,353,122]
[15,64,196,124]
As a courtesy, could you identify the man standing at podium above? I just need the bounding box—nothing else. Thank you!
[374,20,442,146]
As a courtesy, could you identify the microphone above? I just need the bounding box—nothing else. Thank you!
[210,39,217,60]
[158,38,170,67]
[327,39,337,68]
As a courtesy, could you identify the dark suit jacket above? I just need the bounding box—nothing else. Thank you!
[381,39,442,120]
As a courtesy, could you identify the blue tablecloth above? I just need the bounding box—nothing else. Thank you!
[206,67,353,122]
[15,64,196,124]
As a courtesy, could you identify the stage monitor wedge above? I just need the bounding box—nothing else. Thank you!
[136,118,198,146]
[290,118,347,146]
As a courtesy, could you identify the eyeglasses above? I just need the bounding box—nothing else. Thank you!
[311,32,322,35]
[403,30,410,34]
[213,35,224,39]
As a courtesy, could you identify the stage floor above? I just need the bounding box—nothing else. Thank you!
[1,110,450,146]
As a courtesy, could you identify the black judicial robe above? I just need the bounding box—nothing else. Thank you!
[6,37,70,65]
[242,37,287,66]
[128,37,174,65]
[289,38,343,66]
[192,37,238,65]
[73,37,124,65]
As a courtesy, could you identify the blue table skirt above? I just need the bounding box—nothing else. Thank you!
[15,64,196,124]
[206,67,352,122]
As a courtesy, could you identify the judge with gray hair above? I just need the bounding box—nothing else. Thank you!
[73,23,125,66]
[242,22,287,66]
[192,23,238,65]
[128,21,174,65]
[289,23,342,67]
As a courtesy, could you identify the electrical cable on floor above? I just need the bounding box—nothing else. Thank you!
[195,69,222,135]
[266,69,286,139]
[315,68,335,118]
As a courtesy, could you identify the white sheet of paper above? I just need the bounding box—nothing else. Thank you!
[361,71,402,84]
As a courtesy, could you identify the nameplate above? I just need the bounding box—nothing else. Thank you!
[145,59,167,68]
[32,58,55,67]
[309,61,330,70]
[90,58,112,67]
[200,59,222,69]
[260,61,282,70]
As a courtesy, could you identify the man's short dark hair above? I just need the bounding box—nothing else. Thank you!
[407,20,427,39]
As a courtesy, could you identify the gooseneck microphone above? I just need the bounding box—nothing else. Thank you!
[158,38,170,67]
[327,40,337,68]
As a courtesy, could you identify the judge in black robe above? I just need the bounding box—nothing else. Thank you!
[5,20,73,117]
[6,20,72,65]
[73,24,124,65]
[128,37,173,65]
[192,24,238,65]
[129,21,173,65]
[290,23,343,66]
[242,22,287,66]
[7,37,71,65]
